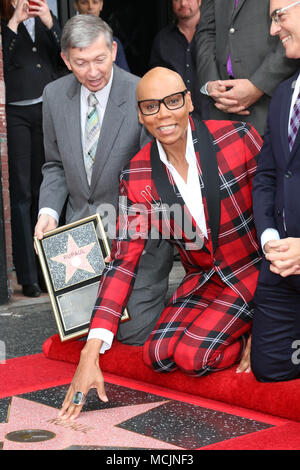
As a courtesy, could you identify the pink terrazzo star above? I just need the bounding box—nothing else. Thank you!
[51,235,96,283]
[0,397,183,450]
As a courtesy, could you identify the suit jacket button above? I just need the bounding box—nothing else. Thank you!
[32,46,37,52]
[88,198,94,205]
[285,171,292,178]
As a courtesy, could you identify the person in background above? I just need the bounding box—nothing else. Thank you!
[149,0,203,117]
[196,0,299,136]
[251,0,300,383]
[0,0,64,297]
[73,0,130,72]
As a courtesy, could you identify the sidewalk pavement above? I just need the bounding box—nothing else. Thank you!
[0,262,185,360]
[0,262,185,312]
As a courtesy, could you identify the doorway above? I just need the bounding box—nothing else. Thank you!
[57,0,172,77]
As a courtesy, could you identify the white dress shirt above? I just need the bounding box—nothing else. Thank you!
[156,122,208,239]
[260,72,300,253]
[89,121,208,352]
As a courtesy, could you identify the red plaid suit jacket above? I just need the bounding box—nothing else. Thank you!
[90,117,262,336]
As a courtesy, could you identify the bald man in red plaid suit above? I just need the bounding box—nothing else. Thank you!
[60,67,262,420]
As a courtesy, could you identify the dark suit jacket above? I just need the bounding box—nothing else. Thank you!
[195,0,300,135]
[90,117,262,336]
[1,13,63,102]
[252,72,300,285]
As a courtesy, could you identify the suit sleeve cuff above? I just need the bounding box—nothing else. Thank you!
[200,82,210,96]
[261,228,280,254]
[87,328,114,354]
[38,208,59,224]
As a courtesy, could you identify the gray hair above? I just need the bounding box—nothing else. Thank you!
[61,14,113,57]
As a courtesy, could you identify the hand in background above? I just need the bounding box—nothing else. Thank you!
[8,0,30,32]
[209,79,263,116]
[28,0,53,29]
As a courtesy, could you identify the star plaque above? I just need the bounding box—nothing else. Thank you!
[34,214,130,341]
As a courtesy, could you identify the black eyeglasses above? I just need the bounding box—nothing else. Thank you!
[138,90,188,116]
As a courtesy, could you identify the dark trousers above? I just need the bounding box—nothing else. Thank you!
[251,280,300,382]
[6,103,45,285]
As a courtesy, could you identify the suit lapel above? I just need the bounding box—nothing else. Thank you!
[150,117,220,255]
[232,0,246,18]
[64,77,90,193]
[90,66,126,193]
[18,21,34,45]
[33,17,42,45]
[192,119,220,255]
[150,140,207,251]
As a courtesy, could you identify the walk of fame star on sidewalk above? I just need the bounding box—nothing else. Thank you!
[0,396,182,450]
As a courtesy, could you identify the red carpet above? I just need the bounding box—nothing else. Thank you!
[201,422,300,450]
[43,334,300,424]
[2,346,300,450]
[0,354,77,399]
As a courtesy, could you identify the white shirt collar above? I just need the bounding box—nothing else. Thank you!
[80,68,114,146]
[155,121,208,238]
[81,67,114,109]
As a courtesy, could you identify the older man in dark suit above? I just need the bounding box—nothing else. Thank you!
[251,0,300,382]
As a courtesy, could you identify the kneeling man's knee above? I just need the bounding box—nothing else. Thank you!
[251,349,300,382]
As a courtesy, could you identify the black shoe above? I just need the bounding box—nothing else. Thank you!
[22,283,41,298]
[37,265,48,293]
[38,277,48,293]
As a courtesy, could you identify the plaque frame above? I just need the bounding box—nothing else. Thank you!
[34,214,130,342]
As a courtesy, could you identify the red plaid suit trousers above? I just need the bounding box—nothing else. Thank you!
[143,273,250,376]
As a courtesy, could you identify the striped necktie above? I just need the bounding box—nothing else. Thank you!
[84,93,100,185]
[288,90,300,152]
